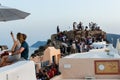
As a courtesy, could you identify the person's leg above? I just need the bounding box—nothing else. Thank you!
[0,54,21,67]
[0,56,9,67]
[35,62,41,74]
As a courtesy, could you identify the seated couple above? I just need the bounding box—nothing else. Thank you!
[0,32,29,67]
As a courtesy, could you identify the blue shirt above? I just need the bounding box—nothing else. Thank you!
[21,41,29,60]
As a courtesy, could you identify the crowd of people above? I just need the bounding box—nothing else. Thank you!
[54,21,106,56]
[36,63,60,80]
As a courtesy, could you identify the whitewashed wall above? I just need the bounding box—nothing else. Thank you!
[0,61,36,80]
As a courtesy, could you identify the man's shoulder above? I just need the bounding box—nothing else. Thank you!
[22,41,28,46]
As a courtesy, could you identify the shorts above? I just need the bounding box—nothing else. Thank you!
[8,54,21,62]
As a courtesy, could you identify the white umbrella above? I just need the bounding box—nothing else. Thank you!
[0,4,30,21]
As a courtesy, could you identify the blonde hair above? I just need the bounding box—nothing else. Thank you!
[19,34,24,43]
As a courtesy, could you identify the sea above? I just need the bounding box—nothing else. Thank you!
[28,47,37,58]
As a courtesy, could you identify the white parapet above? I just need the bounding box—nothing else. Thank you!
[0,61,36,80]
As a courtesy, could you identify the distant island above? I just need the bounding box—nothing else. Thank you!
[31,41,47,48]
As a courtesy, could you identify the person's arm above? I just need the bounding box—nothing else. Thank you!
[15,47,25,54]
[10,32,16,42]
[11,32,17,52]
[11,41,17,52]
[13,47,24,55]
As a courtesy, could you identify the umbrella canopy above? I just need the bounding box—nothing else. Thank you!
[0,4,30,21]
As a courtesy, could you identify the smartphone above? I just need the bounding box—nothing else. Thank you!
[11,31,13,35]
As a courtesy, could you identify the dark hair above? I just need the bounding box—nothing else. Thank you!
[31,53,37,58]
[22,33,27,40]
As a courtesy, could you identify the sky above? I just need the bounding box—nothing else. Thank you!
[0,0,120,48]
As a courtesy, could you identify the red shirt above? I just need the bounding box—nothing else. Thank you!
[47,69,54,79]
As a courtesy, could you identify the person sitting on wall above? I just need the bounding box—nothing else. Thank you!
[14,33,29,60]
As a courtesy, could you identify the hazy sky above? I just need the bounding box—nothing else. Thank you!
[0,0,120,48]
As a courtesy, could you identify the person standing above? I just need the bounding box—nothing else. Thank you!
[57,25,60,33]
